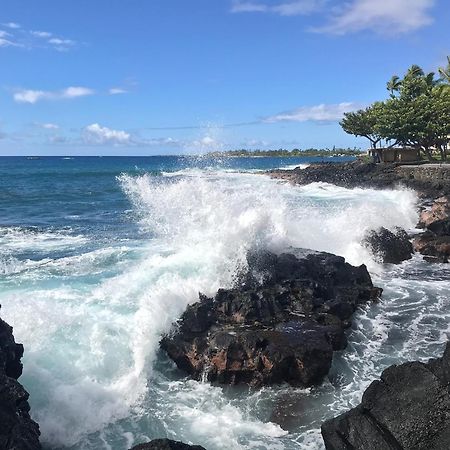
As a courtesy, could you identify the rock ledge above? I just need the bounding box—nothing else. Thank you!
[161,249,381,387]
[321,342,450,450]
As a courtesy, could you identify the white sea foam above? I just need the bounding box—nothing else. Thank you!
[0,226,88,252]
[277,163,310,170]
[1,168,437,450]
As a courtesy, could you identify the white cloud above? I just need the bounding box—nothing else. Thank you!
[109,88,128,95]
[189,134,223,152]
[48,38,75,45]
[265,102,360,122]
[62,86,93,98]
[313,0,435,35]
[2,22,20,29]
[14,86,95,104]
[41,123,59,130]
[14,90,47,103]
[31,30,52,38]
[0,24,77,51]
[82,123,131,146]
[231,0,324,16]
[0,38,17,47]
[47,37,77,51]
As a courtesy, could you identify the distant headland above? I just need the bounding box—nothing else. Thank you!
[206,147,363,158]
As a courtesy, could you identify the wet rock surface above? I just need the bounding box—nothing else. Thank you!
[161,250,381,387]
[321,341,450,450]
[268,160,450,198]
[414,196,450,262]
[0,312,41,450]
[363,227,413,264]
[130,439,206,450]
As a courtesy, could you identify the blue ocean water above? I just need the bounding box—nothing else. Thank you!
[0,155,448,450]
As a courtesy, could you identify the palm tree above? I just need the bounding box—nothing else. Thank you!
[408,64,425,77]
[438,56,450,83]
[387,75,401,97]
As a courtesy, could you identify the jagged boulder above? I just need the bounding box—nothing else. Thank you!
[419,196,450,228]
[0,313,41,450]
[161,249,381,387]
[363,227,413,264]
[130,439,206,450]
[415,196,450,263]
[321,342,450,450]
[413,232,450,263]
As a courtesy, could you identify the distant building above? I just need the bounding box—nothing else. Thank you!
[368,147,420,163]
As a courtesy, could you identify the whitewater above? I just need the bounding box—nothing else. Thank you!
[0,156,449,450]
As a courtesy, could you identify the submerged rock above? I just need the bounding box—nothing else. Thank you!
[321,342,450,450]
[130,439,206,450]
[0,312,41,450]
[161,249,381,387]
[363,227,413,264]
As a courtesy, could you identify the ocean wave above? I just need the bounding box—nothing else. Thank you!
[0,169,428,450]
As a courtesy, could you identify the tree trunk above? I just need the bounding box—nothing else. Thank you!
[422,146,435,161]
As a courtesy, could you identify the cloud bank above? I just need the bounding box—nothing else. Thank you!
[82,124,132,146]
[231,0,435,34]
[14,87,95,104]
[265,102,361,122]
[313,0,435,35]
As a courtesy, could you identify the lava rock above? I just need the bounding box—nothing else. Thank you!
[130,439,206,450]
[414,197,450,262]
[413,232,450,263]
[321,342,450,450]
[363,227,413,264]
[419,196,450,229]
[267,160,450,199]
[161,249,381,387]
[0,313,41,450]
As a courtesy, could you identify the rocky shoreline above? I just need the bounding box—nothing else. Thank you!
[0,313,41,450]
[267,160,450,198]
[321,342,450,449]
[2,160,450,449]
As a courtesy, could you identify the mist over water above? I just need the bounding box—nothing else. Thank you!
[0,156,448,450]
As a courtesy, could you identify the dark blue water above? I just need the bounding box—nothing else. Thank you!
[0,155,351,230]
[0,154,448,450]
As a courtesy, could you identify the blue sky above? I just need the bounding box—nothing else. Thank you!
[0,0,448,155]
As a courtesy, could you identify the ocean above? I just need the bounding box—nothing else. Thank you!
[0,155,449,450]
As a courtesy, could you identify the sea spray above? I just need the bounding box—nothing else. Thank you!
[0,162,436,450]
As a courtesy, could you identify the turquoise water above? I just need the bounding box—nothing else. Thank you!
[0,155,448,450]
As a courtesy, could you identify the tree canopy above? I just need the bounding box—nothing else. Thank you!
[340,60,450,161]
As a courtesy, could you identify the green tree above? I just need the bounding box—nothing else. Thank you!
[340,103,384,149]
[378,66,449,160]
[344,62,450,161]
[387,75,401,98]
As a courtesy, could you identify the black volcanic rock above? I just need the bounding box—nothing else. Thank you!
[414,196,450,263]
[130,439,206,450]
[161,249,381,387]
[321,342,450,450]
[363,227,413,264]
[413,232,450,263]
[0,313,41,450]
[268,160,450,198]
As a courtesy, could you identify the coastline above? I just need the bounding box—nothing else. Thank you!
[1,157,449,449]
[266,159,450,199]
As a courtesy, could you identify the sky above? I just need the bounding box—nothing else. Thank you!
[0,0,449,156]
